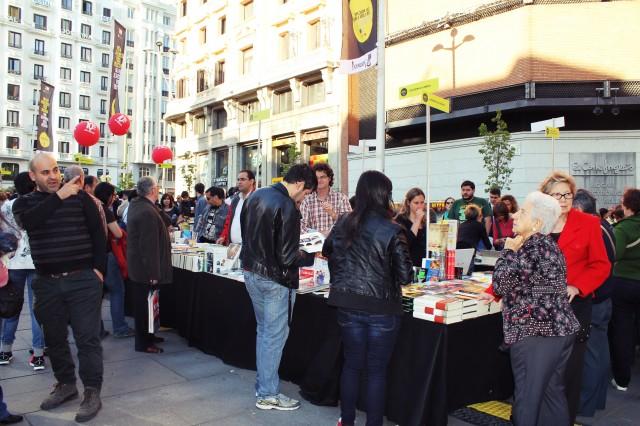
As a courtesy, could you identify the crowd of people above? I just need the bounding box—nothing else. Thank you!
[0,151,638,425]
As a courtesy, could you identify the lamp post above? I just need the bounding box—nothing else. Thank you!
[432,28,475,95]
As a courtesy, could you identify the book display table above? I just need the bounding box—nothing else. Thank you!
[152,268,513,426]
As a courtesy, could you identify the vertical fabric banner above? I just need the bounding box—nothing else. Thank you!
[340,0,378,74]
[109,20,126,116]
[36,81,54,152]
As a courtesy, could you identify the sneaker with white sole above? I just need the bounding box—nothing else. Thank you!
[0,351,13,365]
[29,355,46,371]
[611,378,628,391]
[255,394,301,411]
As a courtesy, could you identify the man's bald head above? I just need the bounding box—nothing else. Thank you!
[29,152,62,193]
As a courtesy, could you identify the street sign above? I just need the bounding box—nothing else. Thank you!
[250,109,270,122]
[159,163,173,169]
[545,127,560,138]
[421,93,450,113]
[73,154,94,165]
[398,78,439,99]
[531,116,565,133]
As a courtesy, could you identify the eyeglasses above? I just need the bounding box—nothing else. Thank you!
[445,201,453,205]
[550,192,573,200]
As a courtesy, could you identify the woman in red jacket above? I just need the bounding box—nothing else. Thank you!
[538,171,610,425]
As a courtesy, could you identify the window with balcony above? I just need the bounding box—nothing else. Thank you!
[59,116,70,129]
[212,109,227,130]
[177,78,186,98]
[34,14,47,31]
[279,32,290,61]
[79,95,91,110]
[81,47,92,62]
[79,146,90,155]
[302,80,325,106]
[60,92,71,108]
[180,0,187,17]
[82,1,93,15]
[32,89,38,105]
[215,61,225,86]
[6,137,19,150]
[8,58,21,75]
[242,1,254,21]
[99,123,106,138]
[60,67,71,80]
[61,42,72,58]
[219,16,226,35]
[1,163,19,181]
[163,15,171,26]
[34,39,45,56]
[61,0,72,11]
[102,30,110,45]
[100,76,108,91]
[100,99,107,114]
[308,20,321,50]
[102,7,111,17]
[241,47,253,75]
[199,27,207,45]
[101,53,109,68]
[239,99,259,123]
[7,84,20,101]
[8,6,21,23]
[127,7,134,18]
[6,110,19,127]
[273,89,292,114]
[59,141,70,153]
[8,32,21,48]
[61,18,72,34]
[99,146,105,158]
[34,64,44,80]
[197,70,208,93]
[80,71,91,83]
[81,24,91,39]
[194,116,206,135]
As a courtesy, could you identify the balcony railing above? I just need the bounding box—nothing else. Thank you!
[7,95,20,101]
[8,43,21,49]
[8,69,21,75]
[7,16,20,24]
[34,23,47,31]
[101,62,110,68]
[33,74,46,80]
[33,49,45,56]
[7,122,20,127]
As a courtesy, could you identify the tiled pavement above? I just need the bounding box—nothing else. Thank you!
[2,300,639,425]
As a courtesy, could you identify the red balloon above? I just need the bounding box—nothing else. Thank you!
[74,121,100,147]
[151,145,173,164]
[108,113,131,136]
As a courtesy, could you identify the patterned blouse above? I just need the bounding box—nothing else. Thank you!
[493,233,580,345]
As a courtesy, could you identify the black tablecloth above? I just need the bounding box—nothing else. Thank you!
[145,268,513,426]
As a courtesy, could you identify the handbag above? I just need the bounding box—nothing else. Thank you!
[0,271,24,319]
[110,230,128,279]
[147,289,160,333]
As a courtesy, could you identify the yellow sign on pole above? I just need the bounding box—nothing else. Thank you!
[399,78,439,99]
[421,93,451,113]
[73,154,94,165]
[545,127,560,138]
[250,109,271,122]
[159,163,173,169]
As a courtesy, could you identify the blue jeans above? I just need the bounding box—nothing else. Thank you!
[0,269,44,350]
[337,309,401,426]
[244,271,295,398]
[104,252,128,334]
[0,385,8,420]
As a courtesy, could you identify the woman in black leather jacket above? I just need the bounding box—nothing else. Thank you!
[323,171,413,426]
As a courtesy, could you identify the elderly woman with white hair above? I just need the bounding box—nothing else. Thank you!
[491,191,580,426]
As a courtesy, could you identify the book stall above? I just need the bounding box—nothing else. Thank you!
[134,220,513,426]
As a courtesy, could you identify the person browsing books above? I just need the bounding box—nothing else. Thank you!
[300,163,351,236]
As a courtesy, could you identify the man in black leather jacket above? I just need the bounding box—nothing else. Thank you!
[240,164,316,411]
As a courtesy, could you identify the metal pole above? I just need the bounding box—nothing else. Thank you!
[361,142,365,176]
[156,47,163,192]
[551,136,555,171]
[425,105,431,261]
[374,0,385,172]
[257,119,262,188]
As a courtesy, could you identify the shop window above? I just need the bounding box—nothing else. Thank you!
[1,163,19,181]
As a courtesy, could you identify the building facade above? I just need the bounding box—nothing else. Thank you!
[165,0,348,193]
[347,0,640,208]
[0,0,175,190]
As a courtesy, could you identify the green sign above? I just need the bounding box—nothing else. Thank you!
[250,109,270,122]
[398,78,439,99]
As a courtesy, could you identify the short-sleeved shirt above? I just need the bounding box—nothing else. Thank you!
[449,196,493,222]
[300,189,352,234]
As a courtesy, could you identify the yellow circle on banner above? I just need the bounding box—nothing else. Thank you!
[350,0,374,44]
[39,132,50,148]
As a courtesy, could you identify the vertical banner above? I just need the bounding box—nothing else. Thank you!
[340,0,378,74]
[36,81,54,152]
[109,20,126,116]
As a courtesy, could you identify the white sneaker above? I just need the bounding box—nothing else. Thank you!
[256,393,301,411]
[611,378,628,391]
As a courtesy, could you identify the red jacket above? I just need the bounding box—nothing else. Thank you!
[486,208,610,298]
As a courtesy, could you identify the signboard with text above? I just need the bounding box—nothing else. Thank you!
[570,152,636,208]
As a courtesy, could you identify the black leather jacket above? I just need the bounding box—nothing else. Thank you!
[240,183,313,289]
[323,212,414,315]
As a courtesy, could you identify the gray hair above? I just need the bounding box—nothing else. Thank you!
[63,165,84,183]
[524,191,561,235]
[28,152,56,172]
[136,176,157,197]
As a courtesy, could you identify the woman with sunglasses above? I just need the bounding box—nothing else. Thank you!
[442,196,456,220]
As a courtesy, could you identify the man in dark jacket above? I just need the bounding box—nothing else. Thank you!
[126,176,172,354]
[240,164,316,411]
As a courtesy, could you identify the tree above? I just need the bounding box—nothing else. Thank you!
[180,151,197,193]
[119,163,134,189]
[478,110,515,192]
[281,144,303,175]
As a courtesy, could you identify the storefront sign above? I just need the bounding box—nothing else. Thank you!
[570,152,636,208]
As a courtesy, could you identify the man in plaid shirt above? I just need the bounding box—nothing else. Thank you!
[300,163,351,236]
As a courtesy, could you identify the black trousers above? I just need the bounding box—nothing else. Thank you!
[32,269,103,388]
[565,296,592,425]
[130,282,155,351]
[609,276,640,387]
[510,334,575,426]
